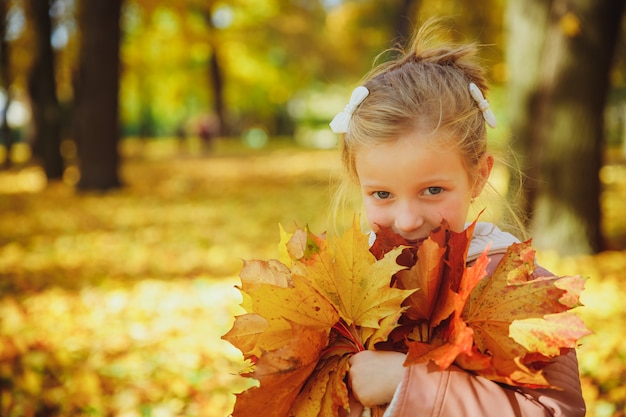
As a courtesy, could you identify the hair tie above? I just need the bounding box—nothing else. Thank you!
[329,86,370,133]
[469,83,497,128]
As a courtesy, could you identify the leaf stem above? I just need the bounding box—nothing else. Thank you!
[420,321,430,343]
[331,320,364,353]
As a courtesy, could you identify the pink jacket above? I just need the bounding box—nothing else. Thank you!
[384,349,584,417]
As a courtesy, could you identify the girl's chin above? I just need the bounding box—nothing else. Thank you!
[403,237,426,245]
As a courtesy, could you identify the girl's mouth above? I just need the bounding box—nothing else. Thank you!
[405,238,426,246]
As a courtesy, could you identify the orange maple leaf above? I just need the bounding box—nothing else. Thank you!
[398,228,591,388]
[458,241,591,385]
[405,244,489,369]
[230,321,329,417]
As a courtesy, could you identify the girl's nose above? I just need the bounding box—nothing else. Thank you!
[394,201,424,235]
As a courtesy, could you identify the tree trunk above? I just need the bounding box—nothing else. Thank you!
[203,6,225,137]
[75,0,122,190]
[506,0,625,255]
[0,0,12,169]
[27,0,64,180]
[0,0,13,168]
[208,47,224,137]
[393,0,421,45]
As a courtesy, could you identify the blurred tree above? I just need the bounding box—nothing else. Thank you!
[191,1,226,136]
[205,6,225,136]
[506,0,626,255]
[115,0,414,138]
[393,0,420,44]
[0,0,13,169]
[417,0,506,83]
[27,0,64,180]
[75,0,122,190]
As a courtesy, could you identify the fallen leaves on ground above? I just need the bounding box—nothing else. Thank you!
[0,277,253,417]
[0,144,624,416]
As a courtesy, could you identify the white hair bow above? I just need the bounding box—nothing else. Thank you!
[329,86,370,133]
[469,83,497,128]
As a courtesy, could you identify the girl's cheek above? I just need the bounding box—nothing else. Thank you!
[364,205,389,231]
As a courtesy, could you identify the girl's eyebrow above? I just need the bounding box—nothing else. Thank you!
[359,181,390,188]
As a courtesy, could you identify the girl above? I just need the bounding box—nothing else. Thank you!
[329,20,585,417]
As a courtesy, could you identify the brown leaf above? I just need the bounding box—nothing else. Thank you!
[240,259,292,289]
[287,354,351,417]
[280,225,325,264]
[232,321,328,417]
[369,227,411,261]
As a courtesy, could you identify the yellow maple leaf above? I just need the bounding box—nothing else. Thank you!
[509,313,591,356]
[292,218,413,335]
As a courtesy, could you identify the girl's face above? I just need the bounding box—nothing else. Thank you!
[355,130,492,242]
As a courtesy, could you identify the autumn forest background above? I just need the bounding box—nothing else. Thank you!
[1,0,626,416]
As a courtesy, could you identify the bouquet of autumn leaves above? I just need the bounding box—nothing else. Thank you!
[222,218,591,417]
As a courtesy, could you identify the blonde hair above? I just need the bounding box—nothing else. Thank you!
[332,19,525,236]
[343,19,489,184]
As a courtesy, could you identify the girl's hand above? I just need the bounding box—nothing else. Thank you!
[348,350,407,407]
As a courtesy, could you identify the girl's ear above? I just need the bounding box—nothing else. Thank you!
[473,153,494,198]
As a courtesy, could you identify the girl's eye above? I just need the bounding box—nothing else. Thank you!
[424,187,443,196]
[373,191,391,200]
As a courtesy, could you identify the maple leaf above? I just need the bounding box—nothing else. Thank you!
[224,259,297,357]
[222,313,270,359]
[238,259,292,314]
[395,236,446,323]
[287,354,351,417]
[227,259,339,359]
[246,278,340,331]
[230,321,328,417]
[463,240,591,384]
[428,221,477,329]
[291,218,413,343]
[224,217,592,417]
[279,224,325,265]
[509,313,592,356]
[369,226,413,262]
[405,244,488,369]
[224,218,415,416]
[384,223,590,388]
[240,259,293,289]
[388,222,476,345]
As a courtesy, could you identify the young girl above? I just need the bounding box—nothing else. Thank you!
[329,20,585,417]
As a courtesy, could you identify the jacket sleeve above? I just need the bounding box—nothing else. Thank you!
[384,349,585,417]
